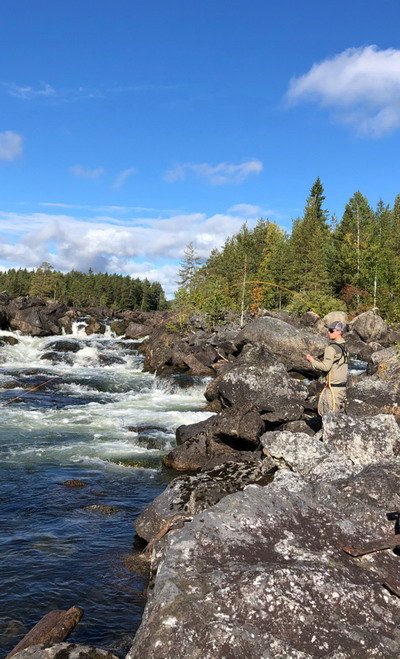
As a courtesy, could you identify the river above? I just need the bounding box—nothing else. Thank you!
[0,323,211,656]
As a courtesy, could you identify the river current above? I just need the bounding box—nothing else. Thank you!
[0,323,212,656]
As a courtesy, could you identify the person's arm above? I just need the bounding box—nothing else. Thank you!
[306,346,336,373]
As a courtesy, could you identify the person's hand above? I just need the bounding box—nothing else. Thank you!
[305,354,313,362]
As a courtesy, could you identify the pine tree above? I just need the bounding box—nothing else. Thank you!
[286,178,331,295]
[177,242,203,293]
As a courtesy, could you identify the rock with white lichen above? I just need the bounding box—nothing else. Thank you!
[127,464,400,658]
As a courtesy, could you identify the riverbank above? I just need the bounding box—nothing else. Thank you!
[7,303,400,657]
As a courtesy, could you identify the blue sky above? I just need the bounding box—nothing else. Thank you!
[1,0,400,296]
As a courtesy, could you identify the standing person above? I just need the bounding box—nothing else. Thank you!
[305,321,349,415]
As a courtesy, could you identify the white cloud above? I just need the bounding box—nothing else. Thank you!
[286,45,400,136]
[0,131,23,161]
[69,165,105,180]
[228,203,275,217]
[0,204,268,297]
[165,159,263,185]
[112,167,137,190]
[6,82,56,100]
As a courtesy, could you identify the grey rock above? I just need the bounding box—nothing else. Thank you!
[322,412,400,465]
[128,465,400,659]
[346,376,400,418]
[135,457,275,543]
[351,310,388,343]
[235,316,327,372]
[211,363,308,423]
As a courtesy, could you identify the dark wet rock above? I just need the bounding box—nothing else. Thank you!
[44,340,81,353]
[84,318,105,335]
[3,299,69,336]
[128,465,400,659]
[63,479,86,488]
[322,412,400,465]
[175,416,215,446]
[39,351,74,365]
[351,310,388,343]
[276,419,316,435]
[142,327,187,373]
[125,322,152,339]
[0,291,11,305]
[98,353,126,366]
[162,436,238,472]
[128,424,168,434]
[182,353,215,376]
[135,457,275,544]
[0,308,9,329]
[1,335,19,346]
[110,319,128,336]
[11,643,118,658]
[83,504,119,515]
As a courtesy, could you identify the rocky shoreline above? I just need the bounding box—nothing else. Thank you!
[7,299,400,658]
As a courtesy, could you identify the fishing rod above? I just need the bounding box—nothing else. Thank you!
[0,375,62,407]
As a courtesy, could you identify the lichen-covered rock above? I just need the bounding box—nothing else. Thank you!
[346,376,400,418]
[260,430,357,480]
[235,316,327,372]
[127,466,400,659]
[322,412,400,465]
[11,643,118,658]
[135,457,275,543]
[207,363,308,422]
[351,310,388,343]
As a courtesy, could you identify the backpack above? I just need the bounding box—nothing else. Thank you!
[330,341,350,364]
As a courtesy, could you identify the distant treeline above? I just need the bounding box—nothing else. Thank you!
[176,178,400,321]
[0,265,168,311]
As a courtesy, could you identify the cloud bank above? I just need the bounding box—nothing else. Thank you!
[286,45,400,136]
[0,205,271,297]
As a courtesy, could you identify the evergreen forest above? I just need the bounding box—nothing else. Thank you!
[175,178,400,322]
[0,265,167,311]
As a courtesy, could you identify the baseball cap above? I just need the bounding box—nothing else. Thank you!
[326,321,346,332]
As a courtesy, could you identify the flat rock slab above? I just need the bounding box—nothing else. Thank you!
[128,465,400,659]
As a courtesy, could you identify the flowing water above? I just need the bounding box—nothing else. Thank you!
[0,323,212,656]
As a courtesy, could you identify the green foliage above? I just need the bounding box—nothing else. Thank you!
[0,267,167,311]
[286,291,347,317]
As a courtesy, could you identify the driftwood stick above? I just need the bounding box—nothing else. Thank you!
[342,535,400,557]
[6,606,83,658]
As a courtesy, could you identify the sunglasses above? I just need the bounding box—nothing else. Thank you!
[328,328,338,333]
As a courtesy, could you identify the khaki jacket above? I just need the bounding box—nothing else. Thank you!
[308,337,348,386]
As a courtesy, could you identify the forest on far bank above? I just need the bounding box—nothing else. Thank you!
[175,178,400,323]
[0,266,168,311]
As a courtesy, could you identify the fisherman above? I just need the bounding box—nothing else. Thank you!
[305,320,349,415]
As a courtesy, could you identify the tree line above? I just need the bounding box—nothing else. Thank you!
[0,264,168,311]
[176,178,400,321]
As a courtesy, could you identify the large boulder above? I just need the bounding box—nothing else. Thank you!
[127,465,400,658]
[206,362,308,423]
[322,412,400,465]
[261,430,358,480]
[346,376,400,418]
[135,456,275,544]
[167,405,266,471]
[351,310,388,343]
[235,316,327,372]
